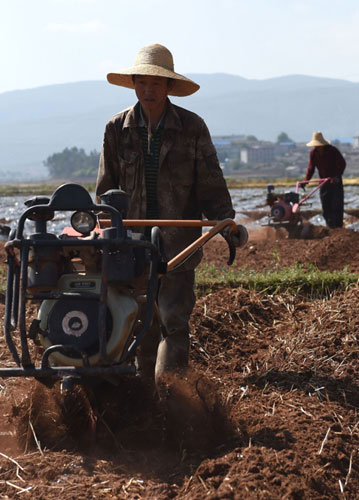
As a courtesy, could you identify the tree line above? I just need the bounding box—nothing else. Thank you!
[43,147,100,179]
[44,132,294,179]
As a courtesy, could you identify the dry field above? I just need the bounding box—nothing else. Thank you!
[0,227,358,499]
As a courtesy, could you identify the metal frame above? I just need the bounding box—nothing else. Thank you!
[292,177,331,215]
[1,183,239,382]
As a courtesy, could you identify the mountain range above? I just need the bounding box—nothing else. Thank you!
[1,74,359,180]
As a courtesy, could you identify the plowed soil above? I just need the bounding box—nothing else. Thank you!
[1,226,359,499]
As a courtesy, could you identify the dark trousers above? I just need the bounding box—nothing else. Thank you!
[320,178,344,228]
[157,269,196,340]
[136,269,196,376]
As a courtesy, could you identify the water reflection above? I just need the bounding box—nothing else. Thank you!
[0,185,358,235]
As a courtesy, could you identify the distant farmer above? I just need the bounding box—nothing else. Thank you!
[95,43,241,392]
[305,131,346,228]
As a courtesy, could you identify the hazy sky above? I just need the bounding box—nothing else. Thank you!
[2,0,359,94]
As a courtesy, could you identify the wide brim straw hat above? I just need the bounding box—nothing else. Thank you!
[306,131,330,147]
[107,44,200,97]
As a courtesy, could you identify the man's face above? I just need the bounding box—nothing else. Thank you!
[134,75,171,115]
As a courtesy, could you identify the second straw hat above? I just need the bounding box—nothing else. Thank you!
[306,131,330,147]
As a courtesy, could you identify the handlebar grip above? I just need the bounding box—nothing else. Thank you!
[224,224,248,265]
[234,224,248,248]
[227,239,236,266]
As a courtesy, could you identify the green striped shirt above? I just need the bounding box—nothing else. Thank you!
[139,108,166,220]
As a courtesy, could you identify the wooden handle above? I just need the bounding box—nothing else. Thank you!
[98,219,223,228]
[166,219,237,272]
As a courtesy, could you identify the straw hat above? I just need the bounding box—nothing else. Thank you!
[107,44,200,97]
[306,131,330,147]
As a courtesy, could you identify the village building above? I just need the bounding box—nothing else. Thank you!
[240,143,275,164]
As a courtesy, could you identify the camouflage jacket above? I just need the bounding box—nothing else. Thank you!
[96,99,235,269]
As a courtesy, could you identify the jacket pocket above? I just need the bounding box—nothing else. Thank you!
[119,152,139,192]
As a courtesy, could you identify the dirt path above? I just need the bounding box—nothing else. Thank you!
[0,228,359,499]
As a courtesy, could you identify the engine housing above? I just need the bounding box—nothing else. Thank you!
[37,273,138,367]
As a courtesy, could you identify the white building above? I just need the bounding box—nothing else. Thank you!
[240,144,275,164]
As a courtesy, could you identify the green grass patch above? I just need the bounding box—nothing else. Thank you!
[195,262,359,297]
[0,261,358,303]
[225,177,359,189]
[0,182,97,197]
[1,178,359,195]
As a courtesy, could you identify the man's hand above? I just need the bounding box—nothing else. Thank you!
[221,224,248,248]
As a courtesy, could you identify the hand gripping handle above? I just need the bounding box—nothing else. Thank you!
[222,224,248,265]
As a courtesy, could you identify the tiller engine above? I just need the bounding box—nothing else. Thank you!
[0,183,247,389]
[264,178,331,235]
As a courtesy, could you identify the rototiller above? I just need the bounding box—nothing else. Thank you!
[263,177,331,235]
[0,183,247,388]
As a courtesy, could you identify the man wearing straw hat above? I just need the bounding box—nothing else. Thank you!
[96,44,238,390]
[304,131,346,228]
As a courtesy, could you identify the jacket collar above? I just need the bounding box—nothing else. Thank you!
[123,98,182,131]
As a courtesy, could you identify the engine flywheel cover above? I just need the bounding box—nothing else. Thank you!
[47,299,112,356]
[271,204,285,219]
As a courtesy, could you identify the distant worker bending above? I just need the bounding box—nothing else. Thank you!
[305,131,346,228]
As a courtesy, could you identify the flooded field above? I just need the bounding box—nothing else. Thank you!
[0,184,359,234]
[234,184,359,231]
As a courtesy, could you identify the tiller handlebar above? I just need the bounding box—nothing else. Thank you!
[98,218,247,270]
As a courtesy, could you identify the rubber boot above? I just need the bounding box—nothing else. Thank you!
[154,332,190,383]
